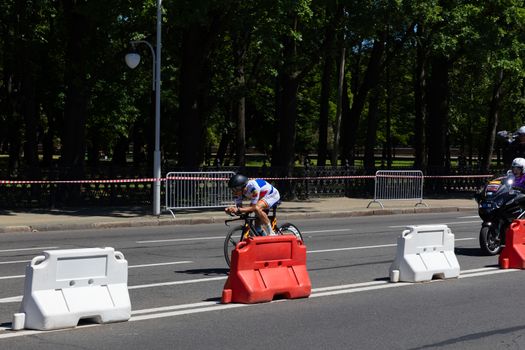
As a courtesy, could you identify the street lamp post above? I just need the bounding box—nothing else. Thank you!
[125,0,162,216]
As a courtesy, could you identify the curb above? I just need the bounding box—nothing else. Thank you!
[0,206,477,234]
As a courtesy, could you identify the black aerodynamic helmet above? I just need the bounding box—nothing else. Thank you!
[228,174,249,189]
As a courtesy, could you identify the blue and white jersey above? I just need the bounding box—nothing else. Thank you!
[235,179,276,206]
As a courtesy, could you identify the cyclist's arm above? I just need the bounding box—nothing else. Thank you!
[234,204,257,215]
[225,196,243,214]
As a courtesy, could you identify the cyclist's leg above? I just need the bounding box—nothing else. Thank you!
[254,201,270,235]
[254,217,265,236]
[256,189,280,235]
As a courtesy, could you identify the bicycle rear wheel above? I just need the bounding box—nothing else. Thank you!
[224,225,251,267]
[278,223,304,242]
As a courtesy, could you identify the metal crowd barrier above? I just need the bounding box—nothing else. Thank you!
[367,170,427,209]
[165,171,235,217]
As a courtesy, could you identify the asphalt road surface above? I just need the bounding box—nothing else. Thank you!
[0,211,524,350]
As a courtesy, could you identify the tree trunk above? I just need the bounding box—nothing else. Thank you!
[132,120,146,165]
[385,66,392,168]
[215,129,229,167]
[112,135,128,165]
[272,15,300,177]
[341,35,386,165]
[426,54,450,172]
[317,53,332,166]
[481,69,505,172]
[273,71,300,175]
[364,88,380,172]
[331,46,345,166]
[61,0,89,178]
[178,24,212,169]
[232,33,247,166]
[317,11,338,167]
[19,31,40,178]
[414,36,427,170]
[21,70,39,178]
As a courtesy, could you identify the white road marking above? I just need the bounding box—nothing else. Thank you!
[457,216,480,219]
[0,261,195,281]
[0,247,58,253]
[312,280,386,292]
[0,260,30,265]
[302,229,352,234]
[460,267,498,274]
[132,301,220,315]
[0,237,477,283]
[0,266,497,305]
[0,275,24,280]
[389,220,480,228]
[0,276,229,303]
[0,296,22,303]
[308,244,396,254]
[137,229,353,244]
[459,269,518,278]
[128,261,193,269]
[128,276,228,290]
[0,267,518,339]
[136,237,224,244]
[307,238,475,254]
[129,303,246,322]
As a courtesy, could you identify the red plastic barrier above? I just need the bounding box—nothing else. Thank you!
[500,220,525,269]
[221,235,311,304]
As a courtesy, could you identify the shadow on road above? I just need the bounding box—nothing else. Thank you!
[176,268,229,276]
[454,247,484,256]
[309,259,393,272]
[408,324,525,349]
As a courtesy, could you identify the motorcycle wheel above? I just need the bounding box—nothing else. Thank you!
[479,226,503,256]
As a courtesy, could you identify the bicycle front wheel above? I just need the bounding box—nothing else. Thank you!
[278,223,304,242]
[224,225,247,267]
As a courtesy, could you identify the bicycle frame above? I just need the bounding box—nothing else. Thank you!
[224,207,278,239]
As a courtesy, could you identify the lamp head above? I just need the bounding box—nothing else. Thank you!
[125,52,141,69]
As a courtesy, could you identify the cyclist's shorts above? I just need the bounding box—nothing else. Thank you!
[260,188,280,209]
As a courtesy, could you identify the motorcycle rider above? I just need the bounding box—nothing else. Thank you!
[224,174,280,236]
[509,157,525,190]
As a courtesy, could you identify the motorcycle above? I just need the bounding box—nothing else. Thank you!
[475,173,525,255]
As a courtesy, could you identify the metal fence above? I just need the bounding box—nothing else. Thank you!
[367,170,427,209]
[0,165,492,209]
[165,171,235,216]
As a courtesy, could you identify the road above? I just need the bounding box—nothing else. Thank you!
[0,211,523,349]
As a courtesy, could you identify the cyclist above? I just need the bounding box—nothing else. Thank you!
[225,174,280,236]
[509,157,525,190]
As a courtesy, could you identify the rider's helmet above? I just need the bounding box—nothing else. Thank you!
[228,174,249,190]
[512,158,525,175]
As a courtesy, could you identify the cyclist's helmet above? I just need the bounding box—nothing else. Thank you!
[228,174,249,190]
[512,157,525,170]
[517,126,525,136]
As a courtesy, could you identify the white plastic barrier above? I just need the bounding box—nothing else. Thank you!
[14,247,131,330]
[389,225,460,283]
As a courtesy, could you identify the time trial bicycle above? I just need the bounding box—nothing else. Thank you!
[223,206,303,267]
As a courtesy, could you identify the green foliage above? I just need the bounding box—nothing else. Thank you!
[1,0,524,171]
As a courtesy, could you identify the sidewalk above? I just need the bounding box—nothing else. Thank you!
[0,197,478,234]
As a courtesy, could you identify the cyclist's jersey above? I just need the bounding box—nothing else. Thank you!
[235,179,278,206]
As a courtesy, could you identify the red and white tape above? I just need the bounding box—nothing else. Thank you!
[0,178,162,185]
[0,174,494,185]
